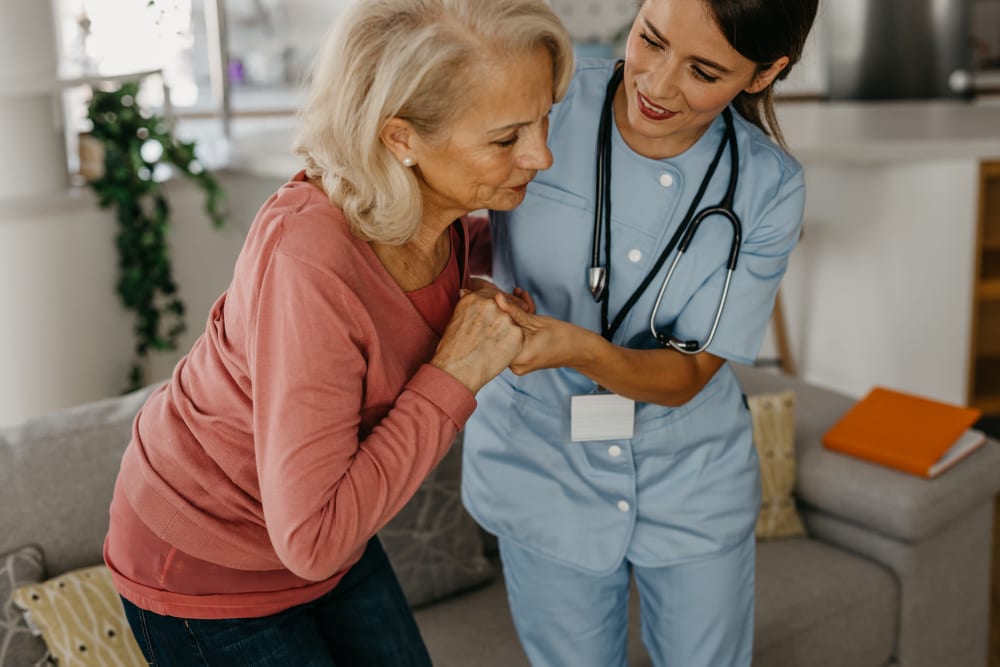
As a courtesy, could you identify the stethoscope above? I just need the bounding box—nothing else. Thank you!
[589,63,743,354]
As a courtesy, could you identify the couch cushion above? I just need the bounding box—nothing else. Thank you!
[0,545,49,667]
[0,384,161,576]
[754,538,897,667]
[748,390,807,540]
[13,565,145,666]
[733,365,1000,543]
[380,432,495,609]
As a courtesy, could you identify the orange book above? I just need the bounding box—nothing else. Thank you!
[822,386,986,478]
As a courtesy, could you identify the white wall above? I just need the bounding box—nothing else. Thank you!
[0,0,66,200]
[0,170,283,427]
[0,195,130,426]
[775,159,980,403]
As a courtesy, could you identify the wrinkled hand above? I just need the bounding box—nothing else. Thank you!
[466,278,536,314]
[431,291,524,393]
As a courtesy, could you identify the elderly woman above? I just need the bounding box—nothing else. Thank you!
[102,0,573,664]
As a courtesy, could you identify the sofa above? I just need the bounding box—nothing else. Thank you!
[1,364,998,667]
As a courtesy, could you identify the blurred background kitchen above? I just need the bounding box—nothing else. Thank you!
[27,0,1000,173]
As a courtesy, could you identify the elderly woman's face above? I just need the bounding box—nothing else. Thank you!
[413,46,555,217]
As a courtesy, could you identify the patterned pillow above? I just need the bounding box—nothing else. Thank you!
[1,545,49,667]
[748,391,807,540]
[12,566,145,667]
[380,432,495,608]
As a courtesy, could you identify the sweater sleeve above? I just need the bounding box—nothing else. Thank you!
[248,248,475,581]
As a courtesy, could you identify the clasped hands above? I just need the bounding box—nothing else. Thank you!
[432,278,578,394]
[460,279,572,376]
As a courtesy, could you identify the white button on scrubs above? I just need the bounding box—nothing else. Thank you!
[627,249,642,263]
[617,500,630,512]
[659,172,674,187]
[608,445,622,457]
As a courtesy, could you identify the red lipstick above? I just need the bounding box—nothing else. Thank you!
[637,91,677,121]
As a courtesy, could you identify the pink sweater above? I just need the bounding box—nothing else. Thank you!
[106,172,485,617]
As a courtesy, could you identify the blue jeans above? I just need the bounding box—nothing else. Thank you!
[121,537,431,667]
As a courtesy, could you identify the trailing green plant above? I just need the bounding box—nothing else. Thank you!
[85,80,226,391]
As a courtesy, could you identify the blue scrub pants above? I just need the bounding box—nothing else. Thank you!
[498,533,755,667]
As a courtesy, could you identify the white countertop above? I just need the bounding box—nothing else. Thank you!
[776,99,1000,164]
[223,98,1000,179]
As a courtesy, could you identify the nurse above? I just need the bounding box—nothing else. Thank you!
[462,1,818,666]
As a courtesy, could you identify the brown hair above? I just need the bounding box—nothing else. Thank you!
[704,0,819,147]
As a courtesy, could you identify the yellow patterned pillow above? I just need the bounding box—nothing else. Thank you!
[748,390,807,540]
[12,565,145,667]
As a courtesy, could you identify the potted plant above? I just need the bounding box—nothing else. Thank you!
[83,80,226,390]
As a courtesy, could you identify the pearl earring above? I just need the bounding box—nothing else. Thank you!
[402,157,415,167]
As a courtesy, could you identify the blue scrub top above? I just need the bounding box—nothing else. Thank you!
[462,59,806,575]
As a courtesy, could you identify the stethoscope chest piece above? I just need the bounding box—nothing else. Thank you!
[588,267,607,301]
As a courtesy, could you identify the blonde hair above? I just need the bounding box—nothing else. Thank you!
[294,0,574,244]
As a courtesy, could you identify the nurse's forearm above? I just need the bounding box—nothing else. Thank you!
[501,299,724,407]
[569,330,725,407]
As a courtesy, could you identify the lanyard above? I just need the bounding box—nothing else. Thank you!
[592,64,733,342]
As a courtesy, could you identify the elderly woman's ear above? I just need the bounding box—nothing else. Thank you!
[381,118,418,168]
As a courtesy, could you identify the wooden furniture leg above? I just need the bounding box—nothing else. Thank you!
[771,288,796,376]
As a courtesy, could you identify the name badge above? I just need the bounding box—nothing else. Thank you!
[570,393,635,442]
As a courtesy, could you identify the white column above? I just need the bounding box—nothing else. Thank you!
[0,0,67,200]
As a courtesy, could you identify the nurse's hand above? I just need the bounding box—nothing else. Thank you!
[497,296,726,406]
[431,291,524,393]
[493,295,582,375]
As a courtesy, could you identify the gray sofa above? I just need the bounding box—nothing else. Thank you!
[2,365,998,667]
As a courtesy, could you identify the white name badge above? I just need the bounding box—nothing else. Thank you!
[570,393,635,442]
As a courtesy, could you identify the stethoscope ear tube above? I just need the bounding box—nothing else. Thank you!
[681,207,742,269]
[655,267,736,355]
[647,111,742,354]
[650,206,742,354]
[590,64,744,350]
[590,64,623,304]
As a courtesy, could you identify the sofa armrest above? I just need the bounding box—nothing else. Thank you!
[733,364,1000,542]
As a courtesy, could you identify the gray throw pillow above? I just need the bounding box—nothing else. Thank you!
[380,433,495,608]
[0,545,50,667]
[0,382,162,575]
